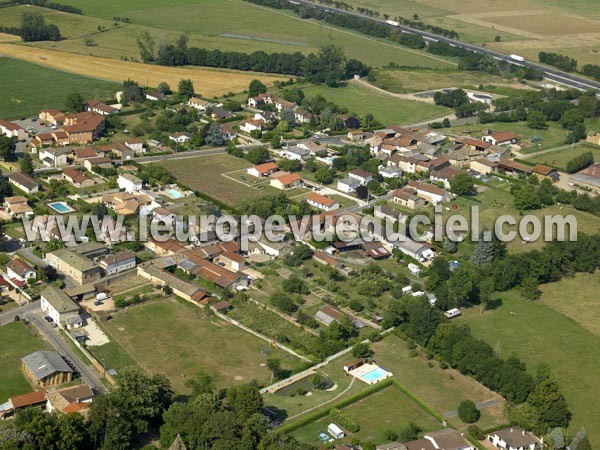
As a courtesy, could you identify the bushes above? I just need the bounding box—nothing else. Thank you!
[457,400,481,423]
[330,408,360,432]
[565,151,594,173]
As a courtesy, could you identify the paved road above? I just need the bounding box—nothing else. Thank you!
[17,247,46,268]
[295,0,600,94]
[443,398,501,418]
[25,310,107,395]
[0,300,39,327]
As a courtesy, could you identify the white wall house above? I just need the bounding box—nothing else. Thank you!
[40,285,82,329]
[117,173,143,193]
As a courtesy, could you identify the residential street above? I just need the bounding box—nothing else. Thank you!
[24,309,107,394]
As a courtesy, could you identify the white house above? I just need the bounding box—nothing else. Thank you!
[0,119,26,140]
[187,97,209,111]
[393,238,435,262]
[247,162,278,178]
[152,207,177,226]
[85,100,118,116]
[407,181,449,205]
[124,138,145,154]
[379,166,403,179]
[117,173,143,193]
[280,146,311,161]
[337,177,360,193]
[482,131,518,146]
[239,119,265,134]
[40,285,82,329]
[6,258,36,283]
[169,132,191,143]
[307,192,339,212]
[99,251,136,275]
[348,169,373,185]
[38,148,69,167]
[487,428,541,450]
[6,172,39,194]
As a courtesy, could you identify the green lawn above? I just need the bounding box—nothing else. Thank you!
[9,1,453,68]
[445,180,600,255]
[461,291,600,446]
[370,335,507,430]
[523,143,600,170]
[98,298,303,392]
[0,56,118,119]
[290,384,442,446]
[301,82,449,126]
[538,270,600,337]
[0,321,47,403]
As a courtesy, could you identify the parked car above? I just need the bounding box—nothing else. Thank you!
[94,301,103,306]
[44,316,52,322]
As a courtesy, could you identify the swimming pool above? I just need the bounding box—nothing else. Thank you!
[361,367,389,383]
[168,189,182,199]
[48,202,75,214]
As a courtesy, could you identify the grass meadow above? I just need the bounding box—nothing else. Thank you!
[0,321,47,403]
[301,82,448,126]
[97,298,303,392]
[0,56,118,119]
[462,291,600,445]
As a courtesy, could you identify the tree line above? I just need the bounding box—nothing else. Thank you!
[244,0,458,39]
[539,52,578,72]
[139,31,370,86]
[0,11,61,41]
[0,0,81,14]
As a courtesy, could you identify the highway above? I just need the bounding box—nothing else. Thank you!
[294,0,600,93]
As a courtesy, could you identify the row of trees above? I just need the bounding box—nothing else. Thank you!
[140,30,368,87]
[19,11,61,42]
[244,0,457,39]
[0,0,81,14]
[539,52,578,72]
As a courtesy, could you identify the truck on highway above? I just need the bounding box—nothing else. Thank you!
[508,54,525,62]
[385,20,399,27]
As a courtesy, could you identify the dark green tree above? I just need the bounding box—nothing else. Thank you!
[19,153,34,176]
[65,92,85,113]
[457,400,481,423]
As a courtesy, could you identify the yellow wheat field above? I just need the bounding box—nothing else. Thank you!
[0,43,286,96]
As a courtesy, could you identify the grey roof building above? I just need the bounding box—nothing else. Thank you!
[22,350,73,387]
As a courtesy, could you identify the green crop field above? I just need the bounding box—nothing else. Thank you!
[301,82,448,126]
[0,321,47,403]
[3,1,453,69]
[461,291,600,445]
[98,298,303,392]
[0,56,118,120]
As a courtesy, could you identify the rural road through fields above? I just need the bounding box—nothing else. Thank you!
[293,0,600,94]
[25,312,107,394]
[0,300,39,327]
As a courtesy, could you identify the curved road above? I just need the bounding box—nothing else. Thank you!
[294,0,600,93]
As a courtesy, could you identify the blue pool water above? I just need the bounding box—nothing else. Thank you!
[361,368,388,383]
[168,189,182,199]
[48,202,73,214]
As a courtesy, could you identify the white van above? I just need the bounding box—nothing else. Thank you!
[444,308,461,319]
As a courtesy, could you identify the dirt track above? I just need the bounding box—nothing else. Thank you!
[0,43,285,96]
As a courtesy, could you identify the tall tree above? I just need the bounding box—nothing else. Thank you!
[65,92,85,113]
[136,31,156,62]
[527,379,571,430]
[205,122,225,146]
[248,79,267,98]
[178,79,195,100]
[0,136,16,162]
[19,153,34,176]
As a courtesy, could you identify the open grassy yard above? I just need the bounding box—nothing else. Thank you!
[522,144,600,170]
[155,153,305,208]
[0,322,47,402]
[301,82,448,126]
[290,384,442,446]
[0,56,118,120]
[372,68,535,95]
[370,335,506,430]
[461,291,600,445]
[99,298,302,392]
[539,271,600,337]
[445,179,600,256]
[42,0,452,69]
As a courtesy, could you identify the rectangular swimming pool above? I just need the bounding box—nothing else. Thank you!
[361,368,389,383]
[168,189,182,199]
[48,202,75,214]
